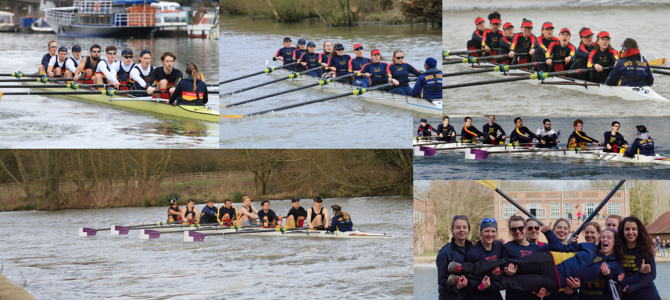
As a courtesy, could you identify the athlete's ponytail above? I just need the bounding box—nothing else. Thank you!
[186,63,199,94]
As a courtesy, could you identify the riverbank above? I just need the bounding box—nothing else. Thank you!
[0,274,35,300]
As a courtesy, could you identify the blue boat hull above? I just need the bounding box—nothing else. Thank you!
[48,23,158,38]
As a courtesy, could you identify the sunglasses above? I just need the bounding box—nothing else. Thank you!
[482,218,497,223]
[510,226,525,233]
[91,50,101,53]
[336,48,344,51]
[124,55,133,59]
[396,56,404,59]
[355,47,363,51]
[527,226,540,231]
[453,215,469,220]
[50,45,58,48]
[108,52,117,55]
[298,43,306,45]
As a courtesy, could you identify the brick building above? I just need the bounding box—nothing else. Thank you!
[414,196,437,254]
[647,211,670,242]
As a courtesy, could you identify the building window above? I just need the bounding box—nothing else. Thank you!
[585,203,596,217]
[551,203,560,218]
[503,204,516,218]
[607,203,621,216]
[565,203,573,218]
[527,203,544,218]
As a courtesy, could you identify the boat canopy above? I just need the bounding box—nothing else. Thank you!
[112,0,157,5]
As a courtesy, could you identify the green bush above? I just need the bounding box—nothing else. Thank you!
[231,191,243,202]
[20,203,36,210]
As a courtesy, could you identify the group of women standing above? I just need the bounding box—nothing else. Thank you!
[437,213,659,299]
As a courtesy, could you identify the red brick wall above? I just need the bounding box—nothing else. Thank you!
[414,196,437,254]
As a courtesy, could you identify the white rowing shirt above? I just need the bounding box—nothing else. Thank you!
[128,64,154,88]
[96,59,118,83]
[65,56,83,74]
[116,61,135,74]
[48,56,68,69]
[536,127,559,138]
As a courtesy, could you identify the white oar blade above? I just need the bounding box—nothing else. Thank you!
[111,226,130,235]
[183,231,206,242]
[464,148,490,160]
[79,227,97,237]
[139,229,161,240]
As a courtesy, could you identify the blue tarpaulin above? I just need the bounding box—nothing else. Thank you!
[112,0,157,5]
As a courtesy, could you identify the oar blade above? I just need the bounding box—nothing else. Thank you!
[184,231,206,242]
[475,180,499,190]
[139,229,161,240]
[418,146,437,157]
[111,226,130,235]
[79,227,97,237]
[220,114,246,119]
[464,148,491,160]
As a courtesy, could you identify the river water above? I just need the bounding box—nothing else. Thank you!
[0,195,412,299]
[219,15,441,148]
[443,3,670,115]
[0,33,219,148]
[413,116,670,179]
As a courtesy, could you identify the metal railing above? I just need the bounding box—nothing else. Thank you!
[45,10,74,25]
[74,0,113,14]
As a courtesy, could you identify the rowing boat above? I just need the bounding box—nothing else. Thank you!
[446,53,669,102]
[131,226,392,240]
[20,81,219,122]
[265,63,442,114]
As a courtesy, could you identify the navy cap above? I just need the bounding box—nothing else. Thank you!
[334,43,344,50]
[307,41,316,47]
[420,118,427,122]
[57,46,67,53]
[291,197,300,203]
[298,38,306,45]
[139,49,151,57]
[424,57,437,68]
[71,45,82,52]
[121,48,133,55]
[283,37,292,42]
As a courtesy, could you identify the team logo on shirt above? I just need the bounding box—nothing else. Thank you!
[374,67,381,72]
[339,61,345,65]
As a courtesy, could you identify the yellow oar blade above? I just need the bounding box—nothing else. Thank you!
[0,91,3,100]
[649,58,667,66]
[220,114,245,119]
[475,180,499,190]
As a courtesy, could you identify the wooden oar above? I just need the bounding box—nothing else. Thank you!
[443,49,499,58]
[220,74,354,108]
[219,63,297,84]
[442,67,611,90]
[221,80,410,118]
[220,66,325,97]
[442,53,527,65]
[442,60,564,78]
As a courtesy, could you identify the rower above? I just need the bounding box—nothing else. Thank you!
[481,12,502,62]
[307,196,330,230]
[167,198,183,222]
[327,205,353,232]
[536,118,560,148]
[606,38,653,87]
[482,115,506,145]
[418,117,437,139]
[509,117,538,144]
[73,44,102,84]
[588,31,619,84]
[64,45,83,79]
[39,39,58,74]
[570,27,595,80]
[545,28,576,72]
[437,116,456,142]
[128,49,154,93]
[349,43,371,88]
[200,200,218,224]
[182,199,200,224]
[298,41,323,78]
[293,38,307,72]
[95,45,120,89]
[147,52,184,100]
[467,16,486,57]
[604,121,628,153]
[257,200,281,228]
[624,125,654,158]
[320,41,333,62]
[509,18,537,65]
[323,43,352,83]
[358,49,389,88]
[461,116,484,141]
[498,22,515,65]
[238,195,259,226]
[285,197,307,229]
[273,37,295,65]
[567,119,601,148]
[387,49,421,96]
[217,199,239,227]
[116,48,136,91]
[169,63,208,105]
[46,46,68,79]
[411,57,441,100]
[533,22,558,72]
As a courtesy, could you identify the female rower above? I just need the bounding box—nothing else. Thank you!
[605,38,653,87]
[481,12,503,61]
[501,215,543,300]
[534,22,559,72]
[323,43,353,83]
[498,22,515,65]
[320,41,333,62]
[603,121,628,153]
[436,215,472,300]
[465,218,503,300]
[468,16,486,57]
[545,28,576,72]
[545,218,578,300]
[293,38,307,72]
[167,198,183,222]
[583,221,601,245]
[588,31,618,84]
[349,43,371,87]
[509,18,537,65]
[273,37,295,65]
[169,63,208,105]
[411,57,442,100]
[358,49,389,88]
[624,125,654,158]
[327,205,353,232]
[525,218,544,246]
[617,216,659,300]
[605,214,622,230]
[182,199,200,224]
[387,49,421,95]
[298,41,324,78]
[570,27,595,80]
[128,49,154,94]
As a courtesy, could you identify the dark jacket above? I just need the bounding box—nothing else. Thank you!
[437,238,473,299]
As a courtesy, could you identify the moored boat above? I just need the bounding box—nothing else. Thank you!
[187,7,217,38]
[0,11,16,32]
[30,18,55,34]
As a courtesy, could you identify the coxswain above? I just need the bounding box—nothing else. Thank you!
[46,47,68,79]
[285,197,307,229]
[509,18,537,65]
[298,41,323,78]
[167,198,183,222]
[567,119,601,148]
[307,196,330,230]
[116,48,136,91]
[603,121,628,153]
[411,57,441,100]
[358,49,389,88]
[128,49,154,93]
[293,38,307,72]
[73,44,102,84]
[63,45,83,79]
[461,117,484,141]
[509,117,538,143]
[95,45,120,89]
[257,200,281,228]
[418,117,437,139]
[169,63,208,105]
[327,205,354,232]
[545,28,575,72]
[535,118,560,148]
[349,44,372,87]
[39,39,58,74]
[587,31,619,84]
[606,38,653,87]
[200,199,218,224]
[498,22,515,65]
[238,195,259,226]
[273,37,295,65]
[182,199,200,224]
[217,199,239,226]
[533,22,558,72]
[323,43,352,82]
[387,49,421,95]
[570,27,595,80]
[481,12,503,62]
[320,41,333,62]
[624,125,654,157]
[482,115,506,145]
[467,16,486,57]
[437,116,456,142]
[147,52,184,100]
